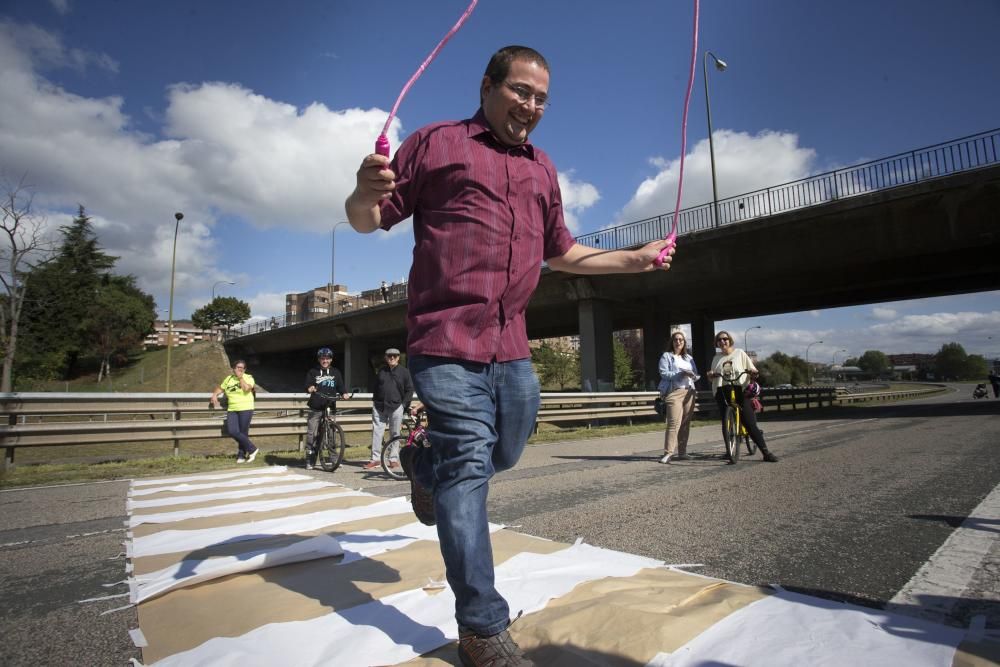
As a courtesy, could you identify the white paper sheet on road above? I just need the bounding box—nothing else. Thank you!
[125,467,997,667]
[128,480,339,510]
[147,542,663,667]
[130,466,289,488]
[129,497,412,558]
[129,473,313,497]
[128,490,367,527]
[649,587,966,667]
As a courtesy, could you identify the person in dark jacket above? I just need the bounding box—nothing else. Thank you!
[304,347,351,470]
[366,348,414,470]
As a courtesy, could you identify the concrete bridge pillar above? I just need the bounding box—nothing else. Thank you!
[578,298,614,392]
[343,338,370,391]
[691,313,717,391]
[642,313,672,390]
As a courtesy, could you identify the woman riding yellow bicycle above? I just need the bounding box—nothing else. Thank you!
[706,330,779,464]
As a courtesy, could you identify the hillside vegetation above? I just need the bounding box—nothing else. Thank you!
[20,341,235,393]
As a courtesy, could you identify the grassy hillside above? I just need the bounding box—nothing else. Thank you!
[21,341,235,393]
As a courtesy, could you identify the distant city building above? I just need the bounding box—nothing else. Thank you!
[144,320,219,348]
[284,281,407,324]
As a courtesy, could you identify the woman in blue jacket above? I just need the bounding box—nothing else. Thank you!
[657,331,700,464]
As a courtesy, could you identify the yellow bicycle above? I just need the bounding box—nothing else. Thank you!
[720,364,757,465]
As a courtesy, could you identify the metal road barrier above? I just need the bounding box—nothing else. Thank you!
[0,386,940,468]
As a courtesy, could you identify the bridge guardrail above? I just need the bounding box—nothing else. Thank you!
[2,385,942,468]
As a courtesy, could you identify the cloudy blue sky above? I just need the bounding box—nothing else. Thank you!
[1,0,998,362]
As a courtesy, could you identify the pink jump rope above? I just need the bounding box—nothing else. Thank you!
[375,0,480,158]
[374,0,699,270]
[655,0,701,267]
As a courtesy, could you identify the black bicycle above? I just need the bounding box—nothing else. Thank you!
[311,385,348,472]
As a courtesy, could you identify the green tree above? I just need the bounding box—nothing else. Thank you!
[857,350,890,378]
[934,342,986,380]
[191,296,251,334]
[18,205,118,380]
[87,275,156,381]
[532,340,579,390]
[756,358,791,386]
[613,338,634,389]
[767,351,809,385]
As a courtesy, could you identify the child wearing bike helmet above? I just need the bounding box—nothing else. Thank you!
[304,347,348,470]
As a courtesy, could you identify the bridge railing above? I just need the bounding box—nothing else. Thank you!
[576,128,1000,247]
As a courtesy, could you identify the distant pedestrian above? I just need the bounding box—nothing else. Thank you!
[210,359,259,463]
[366,348,414,470]
[989,369,1000,398]
[657,331,699,464]
[380,280,390,303]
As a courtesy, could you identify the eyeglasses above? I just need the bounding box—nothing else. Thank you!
[716,337,731,343]
[319,356,332,360]
[503,81,549,109]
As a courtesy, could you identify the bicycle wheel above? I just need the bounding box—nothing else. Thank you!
[380,435,408,480]
[723,407,740,464]
[744,429,757,456]
[318,420,346,472]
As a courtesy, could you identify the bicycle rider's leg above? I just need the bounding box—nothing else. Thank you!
[714,388,729,448]
[305,409,323,465]
[739,395,777,461]
[371,406,389,463]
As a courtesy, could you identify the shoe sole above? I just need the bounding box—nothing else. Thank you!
[399,446,436,526]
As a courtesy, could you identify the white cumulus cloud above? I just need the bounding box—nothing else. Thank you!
[618,130,817,225]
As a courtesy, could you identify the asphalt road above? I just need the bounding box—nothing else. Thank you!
[1,383,997,665]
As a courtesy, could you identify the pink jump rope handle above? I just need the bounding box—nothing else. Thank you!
[375,134,391,158]
[654,0,700,268]
[375,0,479,161]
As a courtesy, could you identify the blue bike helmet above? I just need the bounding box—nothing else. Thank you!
[317,347,333,358]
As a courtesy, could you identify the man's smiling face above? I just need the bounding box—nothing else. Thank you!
[481,58,549,147]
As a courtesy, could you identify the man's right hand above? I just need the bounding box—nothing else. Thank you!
[346,154,395,219]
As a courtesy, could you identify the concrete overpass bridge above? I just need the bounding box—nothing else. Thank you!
[226,129,1000,391]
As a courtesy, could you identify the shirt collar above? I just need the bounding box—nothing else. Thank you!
[468,109,535,159]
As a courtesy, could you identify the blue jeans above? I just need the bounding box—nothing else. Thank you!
[226,410,257,456]
[408,355,541,637]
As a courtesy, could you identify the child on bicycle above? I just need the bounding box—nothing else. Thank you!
[706,331,778,463]
[304,347,350,470]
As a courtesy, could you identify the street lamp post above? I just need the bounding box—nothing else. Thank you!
[329,221,351,316]
[806,340,824,385]
[744,325,762,354]
[212,280,235,300]
[166,212,183,393]
[832,349,848,365]
[704,51,728,228]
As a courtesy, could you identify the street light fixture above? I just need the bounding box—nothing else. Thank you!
[166,212,183,393]
[329,221,351,316]
[704,50,728,228]
[212,280,235,300]
[806,340,824,385]
[832,349,848,365]
[744,325,762,353]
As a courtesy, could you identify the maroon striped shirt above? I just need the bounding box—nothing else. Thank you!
[379,109,576,363]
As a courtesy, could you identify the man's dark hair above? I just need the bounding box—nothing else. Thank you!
[481,45,549,104]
